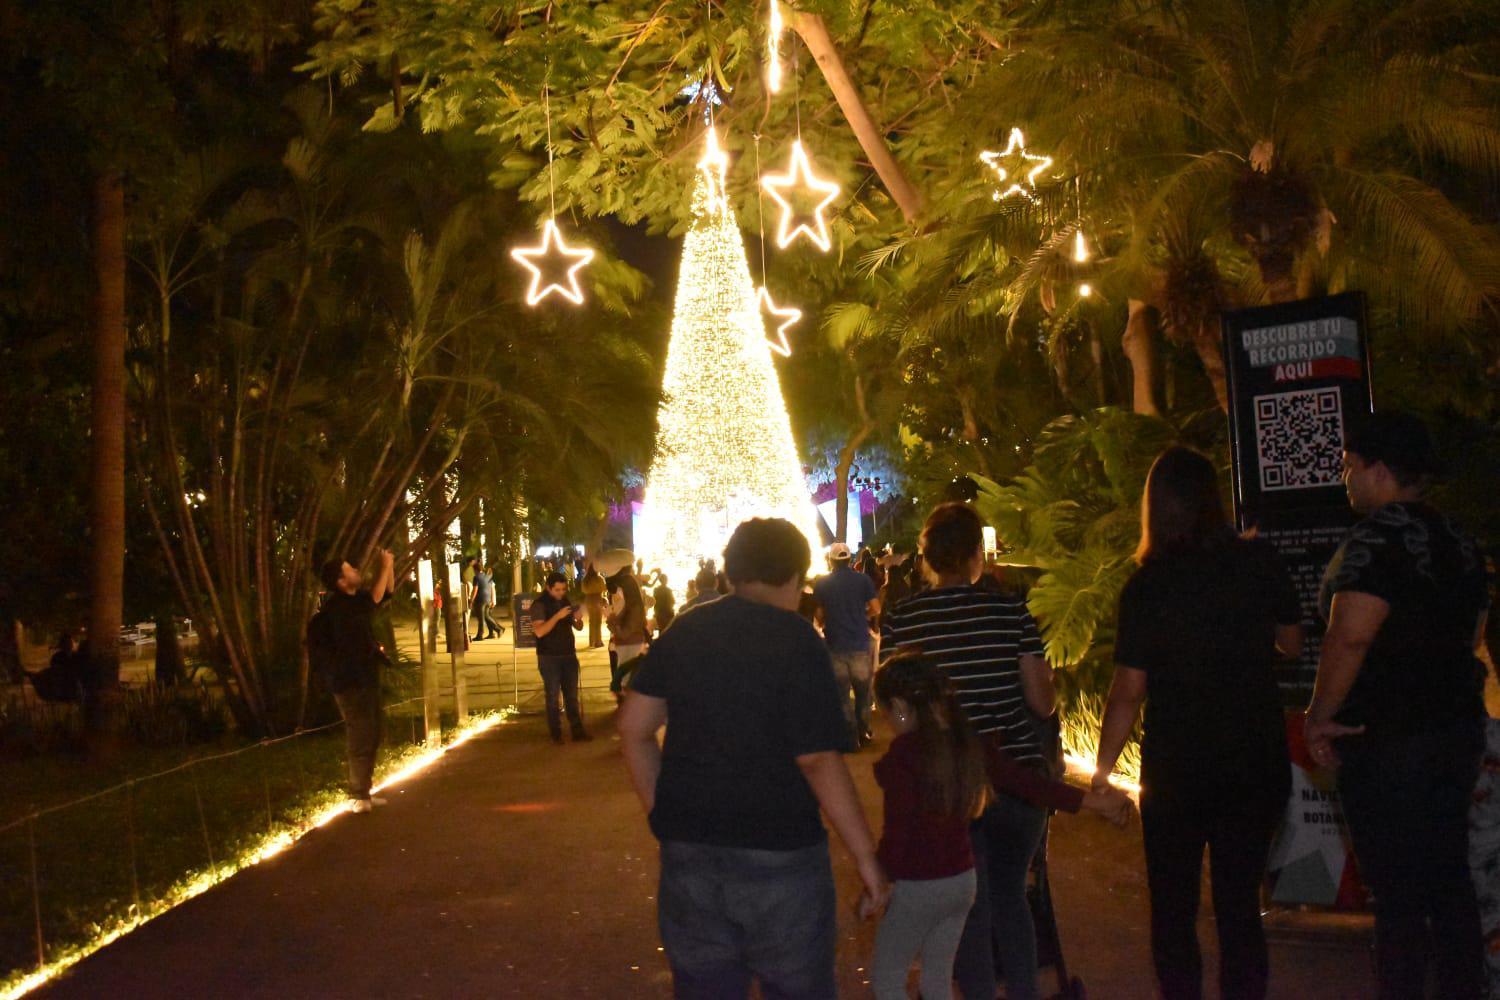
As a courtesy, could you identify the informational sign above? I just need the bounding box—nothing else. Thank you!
[512,594,538,649]
[1221,292,1373,702]
[1223,293,1373,910]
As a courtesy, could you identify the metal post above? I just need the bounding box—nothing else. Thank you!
[189,762,216,869]
[27,816,44,970]
[124,781,142,914]
[261,743,275,834]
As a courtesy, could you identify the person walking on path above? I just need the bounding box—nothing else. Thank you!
[652,572,677,636]
[813,542,880,749]
[1093,447,1304,1000]
[619,517,889,1000]
[470,563,501,641]
[606,568,649,698]
[1306,412,1490,999]
[581,562,606,648]
[867,651,988,1000]
[879,502,1057,1000]
[309,549,394,813]
[530,571,590,745]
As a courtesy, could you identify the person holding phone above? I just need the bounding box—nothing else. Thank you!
[530,570,590,745]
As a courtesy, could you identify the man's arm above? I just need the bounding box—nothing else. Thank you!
[618,692,668,814]
[1305,591,1387,765]
[796,750,890,911]
[531,605,572,638]
[1275,624,1305,660]
[370,549,395,604]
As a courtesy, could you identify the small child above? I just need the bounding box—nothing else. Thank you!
[865,650,989,1000]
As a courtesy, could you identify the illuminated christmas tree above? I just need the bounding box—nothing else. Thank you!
[637,133,822,588]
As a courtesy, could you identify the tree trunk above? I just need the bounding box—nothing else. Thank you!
[85,172,127,739]
[833,372,876,543]
[789,12,925,226]
[1122,300,1163,417]
[1192,320,1231,413]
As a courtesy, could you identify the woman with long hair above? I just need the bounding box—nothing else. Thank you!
[606,567,649,698]
[1093,446,1303,1000]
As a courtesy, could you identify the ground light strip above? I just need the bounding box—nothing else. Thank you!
[1,709,511,1000]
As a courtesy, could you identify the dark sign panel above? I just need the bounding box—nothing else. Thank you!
[1222,292,1373,703]
[1222,292,1373,910]
[511,594,538,649]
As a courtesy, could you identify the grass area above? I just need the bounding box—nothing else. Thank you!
[0,705,464,992]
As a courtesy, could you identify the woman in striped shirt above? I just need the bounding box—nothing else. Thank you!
[880,502,1064,1000]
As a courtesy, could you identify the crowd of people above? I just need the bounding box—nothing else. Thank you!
[308,410,1492,999]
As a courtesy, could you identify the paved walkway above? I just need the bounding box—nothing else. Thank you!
[36,647,1376,998]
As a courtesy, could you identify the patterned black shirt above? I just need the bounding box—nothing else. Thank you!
[1319,501,1489,738]
[880,585,1047,764]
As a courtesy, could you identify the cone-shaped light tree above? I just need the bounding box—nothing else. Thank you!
[637,137,823,588]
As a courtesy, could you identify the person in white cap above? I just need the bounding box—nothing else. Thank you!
[813,541,881,749]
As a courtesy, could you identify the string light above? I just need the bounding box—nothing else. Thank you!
[1073,228,1090,263]
[510,218,596,306]
[766,0,786,94]
[757,286,802,357]
[697,123,731,215]
[979,127,1052,203]
[638,165,822,591]
[761,139,841,252]
[1078,283,1093,298]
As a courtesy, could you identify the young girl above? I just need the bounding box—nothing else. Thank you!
[867,651,989,1000]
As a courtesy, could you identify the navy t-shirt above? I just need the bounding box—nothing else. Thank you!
[1319,501,1489,740]
[812,566,877,652]
[631,595,852,850]
[530,592,580,656]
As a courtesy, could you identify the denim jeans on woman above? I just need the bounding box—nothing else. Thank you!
[952,792,1048,1000]
[657,839,836,1000]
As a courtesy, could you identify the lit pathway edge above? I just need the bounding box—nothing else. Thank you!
[0,710,513,1000]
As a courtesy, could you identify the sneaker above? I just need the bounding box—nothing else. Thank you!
[370,795,389,807]
[350,799,373,814]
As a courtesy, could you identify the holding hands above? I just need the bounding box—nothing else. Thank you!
[1084,775,1135,827]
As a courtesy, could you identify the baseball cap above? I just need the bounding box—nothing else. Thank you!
[829,542,852,561]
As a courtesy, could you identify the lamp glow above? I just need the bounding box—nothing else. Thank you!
[756,286,802,357]
[761,139,841,252]
[638,167,822,590]
[1079,283,1093,298]
[698,124,731,215]
[1073,228,1090,263]
[510,218,595,306]
[979,128,1052,203]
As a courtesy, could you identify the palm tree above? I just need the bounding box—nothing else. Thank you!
[943,0,1500,409]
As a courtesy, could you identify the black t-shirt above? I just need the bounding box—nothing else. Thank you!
[1319,501,1489,739]
[311,591,386,692]
[630,595,852,850]
[530,592,580,656]
[1115,537,1301,792]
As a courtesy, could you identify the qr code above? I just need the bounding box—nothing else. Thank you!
[1255,388,1344,492]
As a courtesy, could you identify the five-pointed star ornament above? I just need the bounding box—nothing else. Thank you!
[761,139,841,252]
[979,127,1053,203]
[756,286,802,357]
[510,218,595,306]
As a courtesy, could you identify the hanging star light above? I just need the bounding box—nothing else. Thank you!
[766,0,786,94]
[757,286,802,357]
[510,218,595,306]
[761,139,841,252]
[979,127,1053,203]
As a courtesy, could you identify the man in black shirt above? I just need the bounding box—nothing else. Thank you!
[619,518,888,999]
[1308,412,1490,999]
[530,571,589,744]
[310,549,394,813]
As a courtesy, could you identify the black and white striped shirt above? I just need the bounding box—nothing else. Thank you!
[880,585,1046,764]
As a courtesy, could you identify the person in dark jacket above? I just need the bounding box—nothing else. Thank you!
[311,549,395,813]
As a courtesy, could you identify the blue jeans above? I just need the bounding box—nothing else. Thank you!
[953,793,1048,1000]
[536,653,585,739]
[658,839,836,1000]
